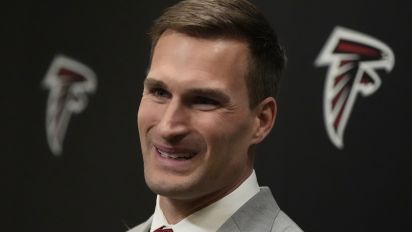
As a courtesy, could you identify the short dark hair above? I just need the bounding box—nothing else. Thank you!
[149,0,286,107]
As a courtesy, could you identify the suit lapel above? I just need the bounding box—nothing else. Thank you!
[216,217,241,232]
[217,187,280,232]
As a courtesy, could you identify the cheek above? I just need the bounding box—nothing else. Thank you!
[137,98,159,132]
[138,100,161,161]
[200,113,253,154]
[137,102,146,132]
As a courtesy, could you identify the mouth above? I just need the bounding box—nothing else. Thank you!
[154,146,197,160]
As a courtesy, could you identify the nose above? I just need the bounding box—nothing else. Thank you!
[157,99,190,142]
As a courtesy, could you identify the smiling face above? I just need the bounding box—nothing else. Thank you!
[138,30,263,202]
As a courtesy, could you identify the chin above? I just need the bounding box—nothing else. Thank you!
[144,172,205,200]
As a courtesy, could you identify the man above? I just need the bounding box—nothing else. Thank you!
[129,0,302,231]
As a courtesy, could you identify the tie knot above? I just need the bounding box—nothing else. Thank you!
[154,226,174,232]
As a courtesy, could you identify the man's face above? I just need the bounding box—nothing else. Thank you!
[138,30,259,202]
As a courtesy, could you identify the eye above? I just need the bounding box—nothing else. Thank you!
[192,96,220,110]
[150,88,171,99]
[147,88,171,103]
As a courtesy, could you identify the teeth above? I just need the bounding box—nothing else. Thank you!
[157,148,194,160]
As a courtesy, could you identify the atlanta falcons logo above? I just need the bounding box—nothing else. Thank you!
[315,26,394,149]
[43,55,97,156]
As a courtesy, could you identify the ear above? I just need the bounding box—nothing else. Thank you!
[251,97,277,144]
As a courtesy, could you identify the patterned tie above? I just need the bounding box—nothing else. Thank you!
[153,226,174,232]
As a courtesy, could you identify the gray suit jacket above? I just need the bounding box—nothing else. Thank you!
[127,187,302,232]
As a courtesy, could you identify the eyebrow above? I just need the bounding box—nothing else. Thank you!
[144,78,230,104]
[143,78,167,90]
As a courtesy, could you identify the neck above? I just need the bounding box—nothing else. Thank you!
[159,169,253,224]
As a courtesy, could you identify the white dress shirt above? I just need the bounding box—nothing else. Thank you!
[149,170,260,232]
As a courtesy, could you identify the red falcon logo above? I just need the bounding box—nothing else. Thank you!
[43,55,97,156]
[315,26,395,149]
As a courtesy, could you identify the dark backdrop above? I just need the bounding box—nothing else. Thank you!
[3,0,411,231]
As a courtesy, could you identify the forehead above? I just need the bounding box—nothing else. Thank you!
[148,30,250,90]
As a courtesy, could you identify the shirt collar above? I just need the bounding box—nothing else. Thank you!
[150,170,260,232]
